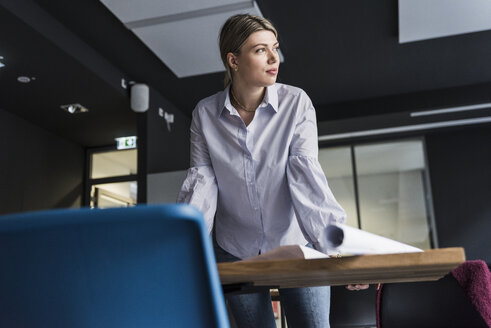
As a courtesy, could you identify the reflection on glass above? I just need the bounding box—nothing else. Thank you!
[90,181,137,209]
[318,147,358,228]
[91,149,137,179]
[355,140,431,249]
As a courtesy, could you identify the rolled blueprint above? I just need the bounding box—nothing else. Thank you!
[324,223,423,255]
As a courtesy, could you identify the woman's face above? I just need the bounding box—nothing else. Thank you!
[231,30,280,88]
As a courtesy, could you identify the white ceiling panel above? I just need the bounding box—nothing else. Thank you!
[100,0,250,23]
[399,0,491,43]
[131,9,253,77]
[101,0,283,78]
[134,3,281,77]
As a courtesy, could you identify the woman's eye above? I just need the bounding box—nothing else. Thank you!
[256,48,265,53]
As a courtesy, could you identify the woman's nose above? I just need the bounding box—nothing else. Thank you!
[268,50,278,63]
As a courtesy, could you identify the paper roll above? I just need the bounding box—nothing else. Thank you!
[324,223,423,255]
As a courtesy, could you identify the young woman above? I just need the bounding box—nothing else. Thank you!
[178,14,365,328]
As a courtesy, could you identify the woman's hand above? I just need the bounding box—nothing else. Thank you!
[345,284,369,291]
[329,255,370,291]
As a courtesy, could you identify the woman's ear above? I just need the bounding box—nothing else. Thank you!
[227,52,238,71]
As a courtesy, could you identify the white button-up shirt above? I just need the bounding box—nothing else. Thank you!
[178,83,346,259]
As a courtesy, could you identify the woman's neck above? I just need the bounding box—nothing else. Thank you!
[230,81,266,112]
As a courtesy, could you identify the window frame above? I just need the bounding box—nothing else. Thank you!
[83,145,138,208]
[319,136,438,248]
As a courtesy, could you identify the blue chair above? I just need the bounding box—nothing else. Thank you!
[0,204,229,328]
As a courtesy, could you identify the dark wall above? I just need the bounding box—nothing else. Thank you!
[426,125,491,262]
[137,88,191,204]
[145,88,191,174]
[0,107,84,215]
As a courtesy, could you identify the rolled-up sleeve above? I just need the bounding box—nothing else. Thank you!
[177,108,218,234]
[286,99,346,253]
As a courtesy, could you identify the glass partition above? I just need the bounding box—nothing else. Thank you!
[90,149,137,179]
[318,139,433,249]
[86,147,138,208]
[355,140,431,249]
[90,181,137,209]
[319,146,358,228]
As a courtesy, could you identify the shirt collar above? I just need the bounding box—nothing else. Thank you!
[219,83,279,117]
[221,85,236,116]
[263,83,279,112]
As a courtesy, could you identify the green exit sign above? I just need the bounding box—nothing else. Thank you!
[115,136,137,150]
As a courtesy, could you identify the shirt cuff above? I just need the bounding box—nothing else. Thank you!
[177,166,217,234]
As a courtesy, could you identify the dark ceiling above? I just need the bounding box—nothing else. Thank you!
[1,0,491,147]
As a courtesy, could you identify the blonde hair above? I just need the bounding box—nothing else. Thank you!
[219,14,278,87]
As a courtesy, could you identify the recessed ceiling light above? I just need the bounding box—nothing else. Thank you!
[17,76,31,83]
[60,103,89,114]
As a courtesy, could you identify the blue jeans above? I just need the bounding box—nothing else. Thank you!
[215,241,331,328]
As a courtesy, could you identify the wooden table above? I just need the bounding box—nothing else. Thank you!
[218,247,465,291]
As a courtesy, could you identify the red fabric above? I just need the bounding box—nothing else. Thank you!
[451,260,491,327]
[376,283,383,328]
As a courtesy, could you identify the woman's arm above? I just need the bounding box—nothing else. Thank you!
[287,97,369,291]
[177,108,218,234]
[286,95,346,254]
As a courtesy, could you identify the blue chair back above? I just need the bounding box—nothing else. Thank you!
[0,204,229,328]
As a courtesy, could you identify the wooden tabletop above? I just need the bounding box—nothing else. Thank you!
[218,247,465,289]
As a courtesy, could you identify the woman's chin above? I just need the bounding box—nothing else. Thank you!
[262,78,278,87]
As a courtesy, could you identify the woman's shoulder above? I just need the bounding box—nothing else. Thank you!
[193,89,226,116]
[275,83,310,99]
[195,90,223,108]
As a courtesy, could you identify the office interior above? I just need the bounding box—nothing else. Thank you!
[1,1,490,327]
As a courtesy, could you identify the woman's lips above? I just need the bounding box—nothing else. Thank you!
[267,69,278,75]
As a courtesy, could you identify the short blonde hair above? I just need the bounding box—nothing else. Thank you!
[219,14,278,87]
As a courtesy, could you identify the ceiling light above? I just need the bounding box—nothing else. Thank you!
[60,103,89,114]
[17,76,31,83]
[410,102,491,117]
[318,117,491,141]
[0,56,5,68]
